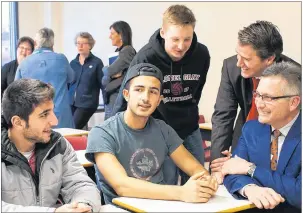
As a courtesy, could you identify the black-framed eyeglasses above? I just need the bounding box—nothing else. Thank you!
[253,91,298,102]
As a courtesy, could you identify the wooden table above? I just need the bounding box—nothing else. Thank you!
[53,128,89,137]
[113,185,255,212]
[75,150,93,167]
[199,122,212,141]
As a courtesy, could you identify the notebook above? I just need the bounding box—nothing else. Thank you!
[108,52,119,65]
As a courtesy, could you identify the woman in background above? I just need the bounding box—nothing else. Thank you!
[1,36,34,98]
[70,32,104,129]
[102,21,136,120]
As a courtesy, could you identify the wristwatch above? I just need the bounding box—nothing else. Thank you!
[247,163,256,178]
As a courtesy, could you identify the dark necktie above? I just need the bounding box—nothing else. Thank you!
[246,78,260,121]
[271,129,281,170]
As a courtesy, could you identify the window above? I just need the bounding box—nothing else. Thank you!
[1,2,18,66]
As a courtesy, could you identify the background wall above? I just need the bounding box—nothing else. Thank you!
[18,2,301,123]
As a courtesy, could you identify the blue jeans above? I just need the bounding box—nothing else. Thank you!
[163,128,205,185]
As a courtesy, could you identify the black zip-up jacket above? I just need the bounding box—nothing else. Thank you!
[111,29,210,139]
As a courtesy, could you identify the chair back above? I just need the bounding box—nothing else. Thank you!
[65,136,87,151]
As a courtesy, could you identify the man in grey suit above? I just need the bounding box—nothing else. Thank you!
[210,21,300,183]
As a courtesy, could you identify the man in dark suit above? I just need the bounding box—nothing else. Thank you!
[210,21,300,175]
[222,62,301,212]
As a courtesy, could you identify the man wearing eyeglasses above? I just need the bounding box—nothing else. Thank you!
[221,62,301,212]
[210,21,301,179]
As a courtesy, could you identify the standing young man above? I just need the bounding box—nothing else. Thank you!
[111,5,210,185]
[86,63,217,204]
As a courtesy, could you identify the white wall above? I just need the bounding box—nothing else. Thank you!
[18,2,301,122]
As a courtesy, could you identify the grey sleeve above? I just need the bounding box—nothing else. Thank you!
[60,139,101,212]
[159,121,183,155]
[85,125,117,164]
[1,201,56,212]
[107,46,136,77]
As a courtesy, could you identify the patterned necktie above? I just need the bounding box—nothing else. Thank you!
[271,129,281,170]
[246,78,260,121]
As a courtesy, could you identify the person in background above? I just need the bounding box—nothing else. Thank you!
[110,4,210,186]
[222,62,301,212]
[2,79,101,212]
[1,36,34,98]
[70,32,104,129]
[102,21,136,120]
[86,63,218,204]
[210,21,301,180]
[15,27,75,128]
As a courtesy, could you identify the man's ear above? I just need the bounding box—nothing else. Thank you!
[266,55,276,66]
[289,96,301,111]
[160,27,165,39]
[123,89,129,102]
[11,116,25,130]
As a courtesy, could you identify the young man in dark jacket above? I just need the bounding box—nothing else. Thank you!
[111,5,210,185]
[1,79,101,212]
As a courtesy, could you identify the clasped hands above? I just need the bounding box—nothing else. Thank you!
[181,171,218,203]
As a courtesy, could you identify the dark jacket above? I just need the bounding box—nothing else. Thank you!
[1,116,101,211]
[1,59,18,98]
[70,52,104,109]
[211,54,301,161]
[111,29,210,139]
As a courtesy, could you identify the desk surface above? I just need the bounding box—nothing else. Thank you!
[76,150,93,167]
[199,122,212,130]
[53,128,89,137]
[113,185,255,212]
[99,204,128,212]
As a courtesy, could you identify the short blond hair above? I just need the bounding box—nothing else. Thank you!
[162,5,196,28]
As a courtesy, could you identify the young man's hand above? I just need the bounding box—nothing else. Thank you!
[55,202,92,212]
[181,172,218,203]
[244,185,285,209]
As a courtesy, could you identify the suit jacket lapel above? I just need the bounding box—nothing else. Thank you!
[277,113,301,172]
[256,124,272,168]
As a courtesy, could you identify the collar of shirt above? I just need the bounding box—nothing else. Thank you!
[272,112,300,136]
[33,47,53,54]
[75,51,94,64]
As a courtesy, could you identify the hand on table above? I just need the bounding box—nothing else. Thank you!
[55,202,92,212]
[181,172,218,203]
[244,185,285,209]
